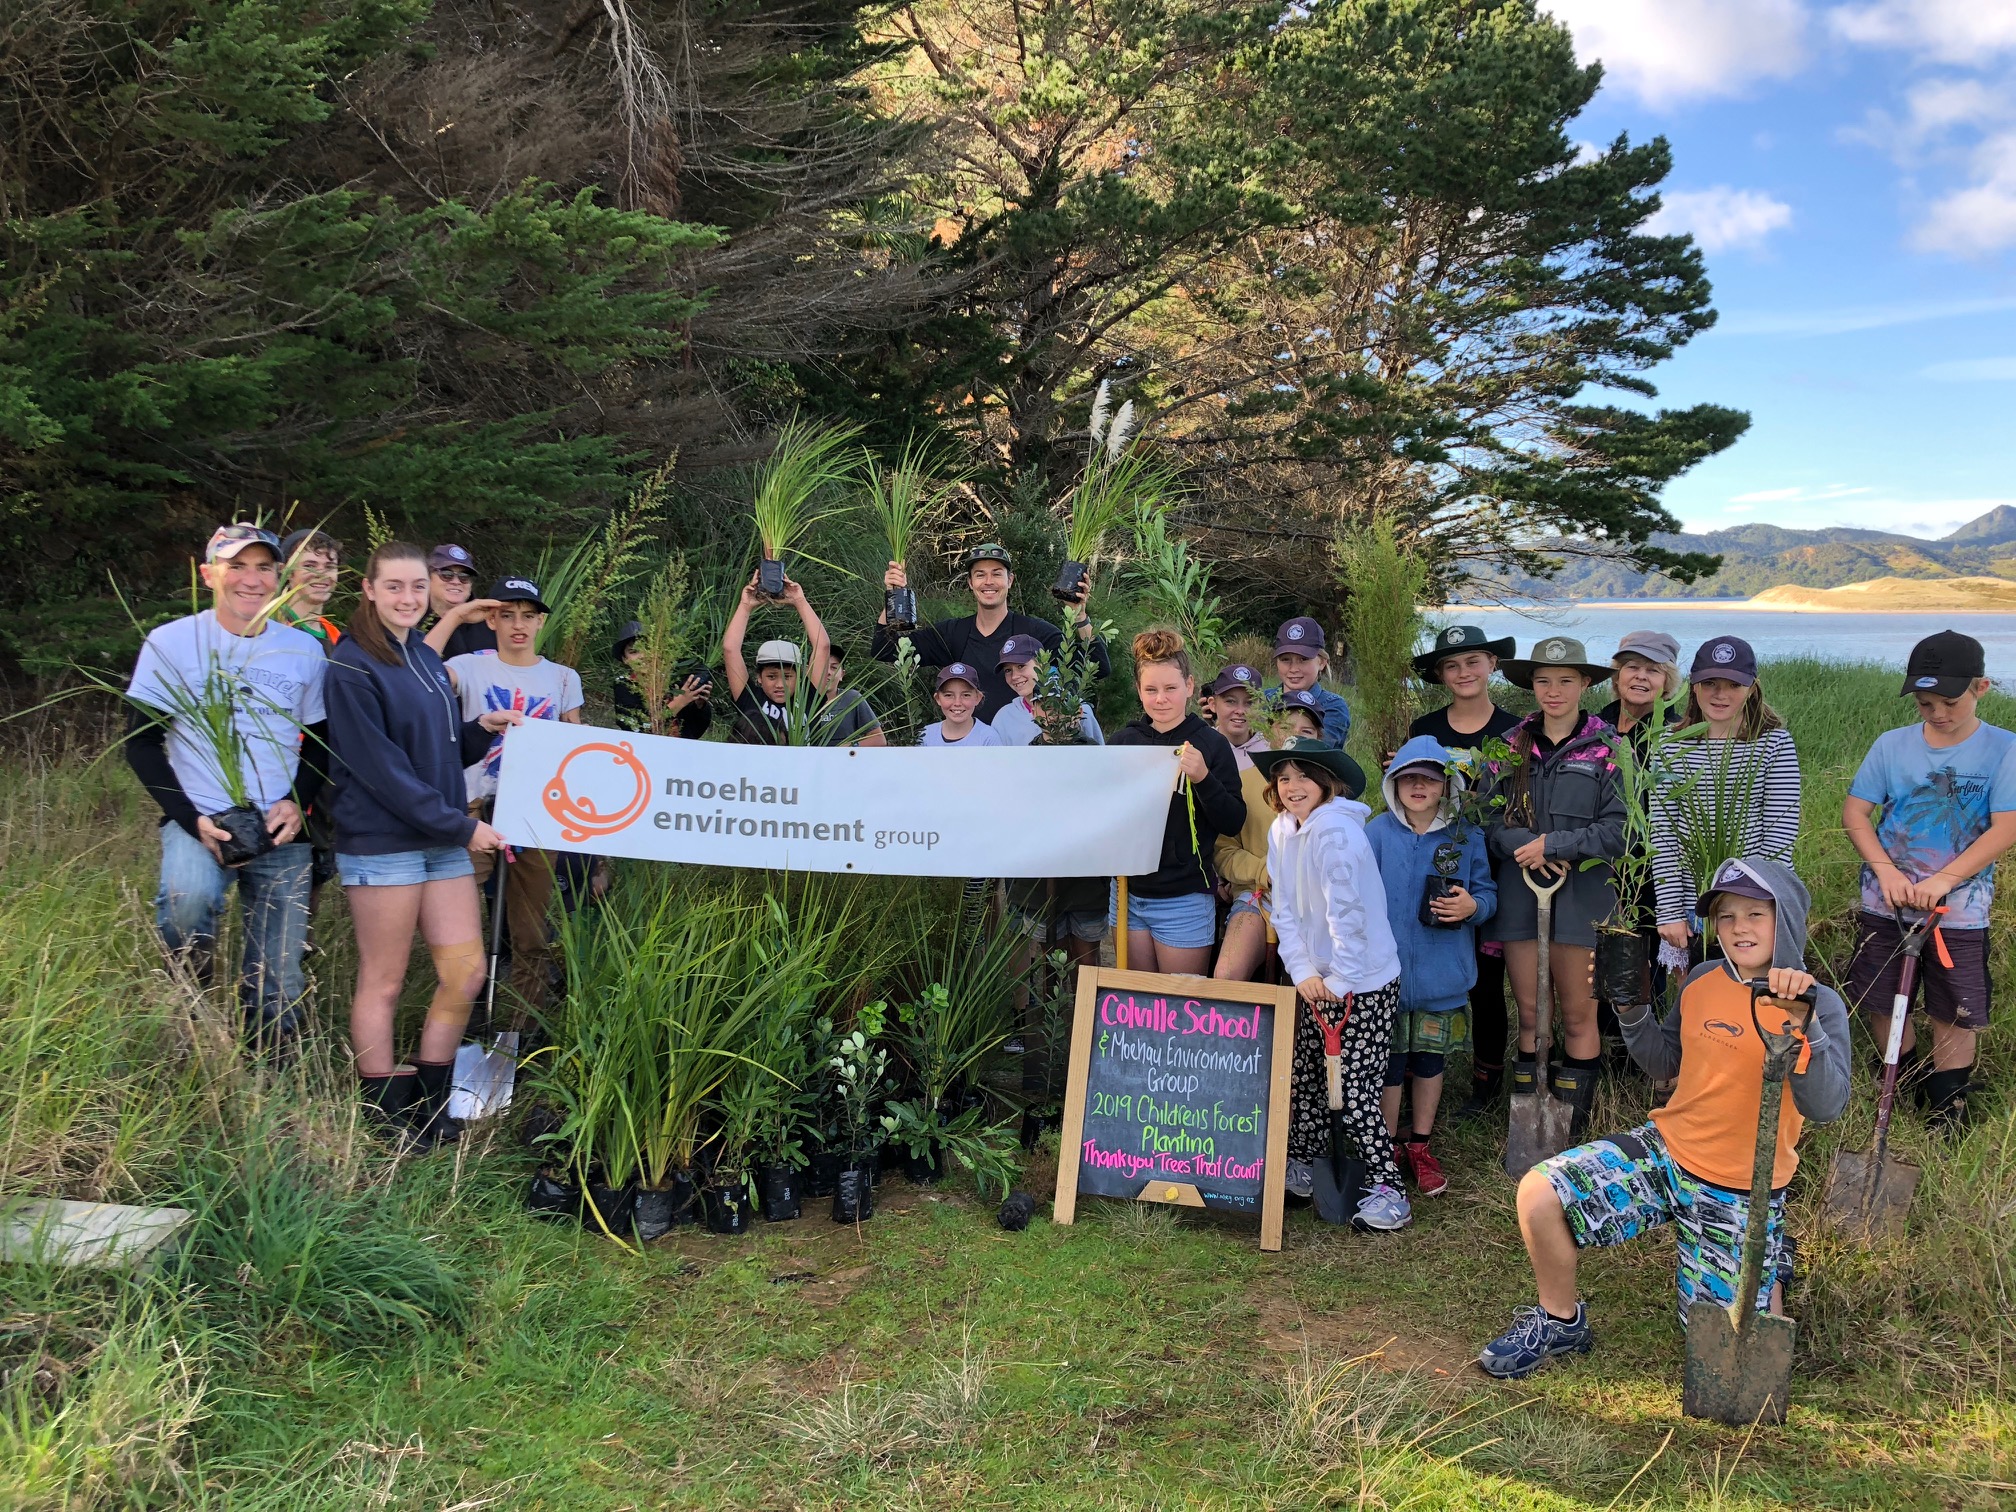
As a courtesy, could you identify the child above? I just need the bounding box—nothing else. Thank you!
[1843,630,2016,1134]
[1477,857,1850,1379]
[1270,617,1352,744]
[1253,736,1406,1230]
[1366,738,1497,1196]
[722,571,830,744]
[1209,664,1275,983]
[611,619,712,739]
[1277,688,1325,742]
[815,649,887,748]
[444,576,584,1018]
[1108,630,1246,974]
[1204,664,1270,764]
[1486,637,1622,1136]
[921,663,1006,746]
[990,634,1101,746]
[279,528,344,647]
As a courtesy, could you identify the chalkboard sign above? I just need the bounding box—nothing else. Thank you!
[1053,969,1297,1251]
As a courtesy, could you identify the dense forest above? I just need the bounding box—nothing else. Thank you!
[1,0,1748,677]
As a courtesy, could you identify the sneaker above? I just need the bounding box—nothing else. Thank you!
[1285,1158,1315,1199]
[1403,1143,1448,1197]
[1353,1182,1411,1231]
[1476,1302,1593,1380]
[1004,1036,1028,1056]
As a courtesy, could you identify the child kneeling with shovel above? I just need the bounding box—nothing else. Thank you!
[1476,857,1850,1379]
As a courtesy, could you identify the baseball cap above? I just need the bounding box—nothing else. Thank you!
[997,634,1042,667]
[1690,635,1757,687]
[1273,616,1327,656]
[279,528,339,563]
[966,543,1013,570]
[612,620,645,656]
[1279,688,1324,714]
[1615,630,1680,667]
[428,543,476,573]
[205,523,281,564]
[754,640,801,669]
[936,661,982,690]
[1901,629,1986,699]
[1698,857,1776,917]
[487,576,551,614]
[1205,663,1262,697]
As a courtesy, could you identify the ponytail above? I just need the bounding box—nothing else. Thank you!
[347,542,428,666]
[1132,627,1192,681]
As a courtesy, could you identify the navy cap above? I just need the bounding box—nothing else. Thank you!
[488,576,551,614]
[997,634,1042,667]
[1205,663,1263,697]
[1280,688,1323,713]
[1690,635,1757,687]
[1274,617,1327,656]
[936,661,982,690]
[428,543,475,572]
[1902,629,1986,699]
[1698,857,1776,918]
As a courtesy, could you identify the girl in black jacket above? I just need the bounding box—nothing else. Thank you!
[1108,629,1246,973]
[326,543,513,1145]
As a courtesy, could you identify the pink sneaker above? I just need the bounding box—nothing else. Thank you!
[1404,1143,1448,1197]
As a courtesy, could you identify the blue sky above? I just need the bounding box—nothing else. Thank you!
[1543,2,2016,538]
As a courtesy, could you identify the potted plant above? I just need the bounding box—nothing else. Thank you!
[828,1003,893,1224]
[1590,695,1688,1004]
[865,437,957,635]
[750,416,861,597]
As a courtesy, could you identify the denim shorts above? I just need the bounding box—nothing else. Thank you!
[1228,889,1268,923]
[336,846,475,888]
[1107,884,1218,949]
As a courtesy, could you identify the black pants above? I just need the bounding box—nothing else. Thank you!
[1470,944,1509,1073]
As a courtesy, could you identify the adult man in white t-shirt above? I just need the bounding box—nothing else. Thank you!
[124,523,329,1047]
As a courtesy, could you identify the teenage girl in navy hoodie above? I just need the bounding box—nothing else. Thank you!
[326,543,513,1145]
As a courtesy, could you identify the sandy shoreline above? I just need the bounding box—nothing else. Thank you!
[1436,599,2016,616]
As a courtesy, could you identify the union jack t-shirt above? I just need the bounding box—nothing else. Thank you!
[445,653,584,804]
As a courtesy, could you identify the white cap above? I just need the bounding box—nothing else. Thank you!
[754,639,800,668]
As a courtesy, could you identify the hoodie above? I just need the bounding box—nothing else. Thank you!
[1619,856,1851,1190]
[326,631,488,854]
[1108,713,1245,897]
[1267,795,1400,998]
[1365,737,1498,1014]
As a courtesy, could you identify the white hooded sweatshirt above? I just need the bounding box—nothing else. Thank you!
[1267,796,1401,999]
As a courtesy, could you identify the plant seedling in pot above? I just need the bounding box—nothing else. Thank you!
[750,416,861,597]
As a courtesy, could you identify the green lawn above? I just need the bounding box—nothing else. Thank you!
[2,663,2012,1508]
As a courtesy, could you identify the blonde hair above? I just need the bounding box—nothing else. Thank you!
[1611,651,1682,699]
[1132,627,1192,681]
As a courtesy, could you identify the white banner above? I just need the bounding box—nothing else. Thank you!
[490,718,1179,878]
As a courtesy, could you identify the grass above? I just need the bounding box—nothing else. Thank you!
[2,665,2013,1507]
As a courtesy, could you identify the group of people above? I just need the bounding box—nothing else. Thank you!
[123,520,2011,1384]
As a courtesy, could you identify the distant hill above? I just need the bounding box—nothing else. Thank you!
[1478,508,2016,601]
[1751,576,2016,612]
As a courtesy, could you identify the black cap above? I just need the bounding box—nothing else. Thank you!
[1902,629,1986,698]
[1690,635,1758,687]
[612,620,645,656]
[488,576,551,613]
[966,542,1013,570]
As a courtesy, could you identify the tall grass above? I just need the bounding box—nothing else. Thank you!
[1337,516,1428,769]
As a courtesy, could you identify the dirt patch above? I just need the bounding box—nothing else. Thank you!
[1250,1290,1480,1381]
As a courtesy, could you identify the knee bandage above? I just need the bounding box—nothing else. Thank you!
[427,941,487,1020]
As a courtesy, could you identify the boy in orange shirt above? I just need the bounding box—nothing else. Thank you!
[1477,856,1851,1379]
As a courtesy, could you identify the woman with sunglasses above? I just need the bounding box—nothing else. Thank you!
[420,543,498,660]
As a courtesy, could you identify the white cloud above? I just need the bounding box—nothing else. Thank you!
[1729,483,1874,504]
[1645,187,1794,250]
[1829,3,2016,64]
[1913,130,2016,254]
[1920,355,2016,380]
[1542,1,1809,107]
[1719,294,2016,336]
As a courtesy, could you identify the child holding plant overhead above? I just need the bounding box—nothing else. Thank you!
[722,570,831,745]
[1648,637,1801,966]
[1108,630,1245,975]
[1485,637,1624,1136]
[1253,736,1406,1228]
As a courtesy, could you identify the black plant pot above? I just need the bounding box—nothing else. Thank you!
[703,1182,753,1235]
[884,585,918,635]
[665,1169,700,1228]
[867,1150,882,1189]
[633,1184,682,1242]
[525,1165,580,1220]
[757,1162,802,1222]
[582,1176,638,1239]
[1050,559,1089,604]
[209,804,275,867]
[804,1147,840,1199]
[758,555,787,598]
[1019,1109,1063,1151]
[903,1147,944,1186]
[1594,928,1651,1006]
[832,1163,875,1224]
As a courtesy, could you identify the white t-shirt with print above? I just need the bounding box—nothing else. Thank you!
[446,653,584,802]
[127,612,326,814]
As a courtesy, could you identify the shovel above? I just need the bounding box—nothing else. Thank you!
[1823,906,1942,1239]
[1505,867,1574,1179]
[450,846,520,1123]
[1682,978,1814,1427]
[1307,995,1368,1225]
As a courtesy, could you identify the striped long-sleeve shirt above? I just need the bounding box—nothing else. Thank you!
[1649,727,1802,925]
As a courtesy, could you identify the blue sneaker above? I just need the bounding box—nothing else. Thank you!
[1477,1303,1592,1379]
[1352,1182,1412,1232]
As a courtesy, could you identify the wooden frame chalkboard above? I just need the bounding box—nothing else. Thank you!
[1052,968,1298,1251]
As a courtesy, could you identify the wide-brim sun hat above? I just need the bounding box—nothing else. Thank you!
[1499,635,1612,690]
[1251,736,1366,799]
[1413,623,1516,682]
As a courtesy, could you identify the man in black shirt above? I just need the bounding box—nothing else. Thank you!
[871,543,1109,723]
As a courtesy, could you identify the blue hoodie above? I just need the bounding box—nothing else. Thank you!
[326,630,489,854]
[1365,736,1498,1015]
